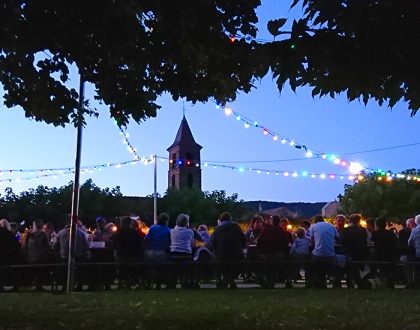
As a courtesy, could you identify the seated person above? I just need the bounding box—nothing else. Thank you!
[207,212,246,289]
[144,213,171,262]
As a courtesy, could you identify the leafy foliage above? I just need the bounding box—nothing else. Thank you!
[160,188,252,227]
[0,0,260,126]
[0,181,251,228]
[0,179,125,227]
[262,0,420,114]
[339,169,420,221]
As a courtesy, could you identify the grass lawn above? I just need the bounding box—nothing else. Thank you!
[1,289,420,329]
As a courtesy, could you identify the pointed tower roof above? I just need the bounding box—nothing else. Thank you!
[167,115,202,151]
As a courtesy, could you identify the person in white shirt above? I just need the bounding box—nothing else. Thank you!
[170,214,194,257]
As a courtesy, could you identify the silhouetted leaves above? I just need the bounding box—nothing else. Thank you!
[0,0,261,127]
[339,169,420,221]
[267,18,287,38]
[260,0,420,115]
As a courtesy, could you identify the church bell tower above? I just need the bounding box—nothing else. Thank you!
[167,115,202,190]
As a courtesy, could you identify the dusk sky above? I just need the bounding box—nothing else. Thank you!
[1,2,419,203]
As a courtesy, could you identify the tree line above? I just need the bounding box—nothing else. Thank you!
[339,169,420,222]
[0,179,253,229]
[1,169,419,229]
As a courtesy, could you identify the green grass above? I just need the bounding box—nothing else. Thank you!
[1,289,420,329]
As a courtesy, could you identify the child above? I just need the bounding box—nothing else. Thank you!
[290,227,310,282]
[290,227,310,257]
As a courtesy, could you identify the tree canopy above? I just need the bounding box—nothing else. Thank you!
[2,0,419,128]
[263,0,420,115]
[0,0,260,126]
[0,181,251,228]
[339,169,420,221]
[0,179,125,227]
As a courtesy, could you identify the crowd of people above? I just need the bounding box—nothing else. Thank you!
[1,211,420,291]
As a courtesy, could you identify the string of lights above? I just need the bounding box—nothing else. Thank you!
[156,155,420,183]
[1,155,418,185]
[116,122,141,160]
[214,102,366,175]
[2,112,417,184]
[0,157,155,180]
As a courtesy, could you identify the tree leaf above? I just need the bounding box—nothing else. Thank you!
[267,18,287,37]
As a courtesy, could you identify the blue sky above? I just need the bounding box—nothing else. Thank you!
[1,2,419,202]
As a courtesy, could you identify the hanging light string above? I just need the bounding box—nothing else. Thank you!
[114,120,417,183]
[215,102,366,174]
[114,102,417,180]
[116,122,141,160]
[0,156,155,182]
[1,155,418,184]
[216,103,420,178]
[156,155,420,183]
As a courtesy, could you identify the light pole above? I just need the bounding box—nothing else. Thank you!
[66,75,85,293]
[153,154,157,224]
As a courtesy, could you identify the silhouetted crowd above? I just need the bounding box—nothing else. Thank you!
[1,211,420,291]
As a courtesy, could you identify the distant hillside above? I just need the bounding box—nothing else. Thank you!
[244,201,327,218]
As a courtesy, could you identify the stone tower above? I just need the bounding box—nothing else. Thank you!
[167,115,202,190]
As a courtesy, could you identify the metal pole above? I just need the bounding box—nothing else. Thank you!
[66,75,85,293]
[153,154,157,224]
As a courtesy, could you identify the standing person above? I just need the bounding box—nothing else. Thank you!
[207,212,246,289]
[23,219,50,291]
[57,218,90,291]
[341,214,368,288]
[309,215,339,288]
[371,218,399,288]
[57,220,89,262]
